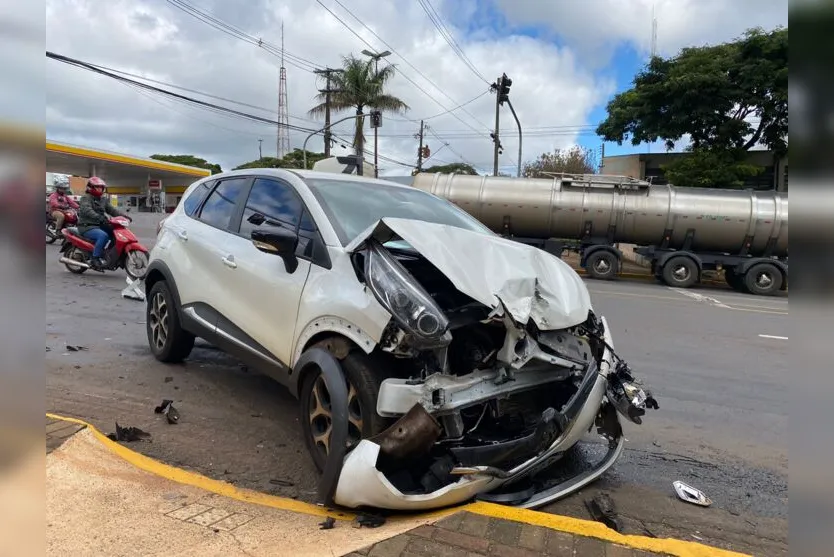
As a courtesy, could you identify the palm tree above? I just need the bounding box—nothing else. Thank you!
[308,54,409,157]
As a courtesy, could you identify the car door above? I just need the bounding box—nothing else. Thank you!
[220,176,321,369]
[180,176,250,325]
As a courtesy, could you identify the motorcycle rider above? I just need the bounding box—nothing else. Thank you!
[77,176,131,270]
[47,183,79,233]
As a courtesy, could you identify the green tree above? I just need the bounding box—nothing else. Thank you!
[522,146,597,177]
[149,154,222,174]
[308,54,409,156]
[596,27,787,188]
[233,149,327,170]
[423,163,478,175]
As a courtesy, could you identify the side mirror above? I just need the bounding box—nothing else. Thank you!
[251,228,299,273]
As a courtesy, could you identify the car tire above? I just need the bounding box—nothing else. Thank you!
[661,256,698,288]
[744,263,783,296]
[147,280,195,363]
[299,350,392,473]
[585,250,618,280]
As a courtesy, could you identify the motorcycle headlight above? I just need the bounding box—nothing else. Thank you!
[365,241,449,340]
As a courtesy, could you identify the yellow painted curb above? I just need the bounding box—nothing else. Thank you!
[465,502,750,557]
[46,413,748,557]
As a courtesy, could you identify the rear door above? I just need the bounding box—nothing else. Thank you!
[220,176,323,370]
[180,176,250,323]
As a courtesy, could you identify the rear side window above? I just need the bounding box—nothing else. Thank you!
[183,179,216,216]
[198,178,247,230]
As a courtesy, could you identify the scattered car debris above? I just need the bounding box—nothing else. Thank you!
[268,479,294,487]
[353,513,386,529]
[585,492,621,532]
[65,344,87,352]
[121,277,145,301]
[673,481,712,507]
[46,346,51,352]
[319,517,336,530]
[164,376,173,383]
[154,399,180,424]
[106,423,151,442]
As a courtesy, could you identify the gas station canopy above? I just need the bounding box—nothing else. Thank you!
[46,140,211,190]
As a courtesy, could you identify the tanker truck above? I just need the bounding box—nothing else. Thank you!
[410,172,788,296]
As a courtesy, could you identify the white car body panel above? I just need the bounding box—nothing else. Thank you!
[345,217,592,330]
[291,249,392,367]
[222,232,312,366]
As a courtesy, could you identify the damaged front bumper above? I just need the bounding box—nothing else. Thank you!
[331,316,656,511]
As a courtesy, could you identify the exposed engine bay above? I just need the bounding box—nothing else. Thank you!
[331,233,658,511]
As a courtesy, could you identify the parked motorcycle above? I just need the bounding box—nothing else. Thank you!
[46,208,78,244]
[58,216,149,280]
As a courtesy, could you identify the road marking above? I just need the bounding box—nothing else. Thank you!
[668,288,789,315]
[759,334,788,340]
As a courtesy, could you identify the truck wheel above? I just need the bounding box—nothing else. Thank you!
[299,350,392,473]
[724,269,748,293]
[662,256,698,288]
[585,251,618,280]
[744,263,782,296]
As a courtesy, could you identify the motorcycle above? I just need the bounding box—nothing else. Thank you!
[58,216,149,280]
[46,208,78,244]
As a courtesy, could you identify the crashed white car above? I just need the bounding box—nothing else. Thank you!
[144,169,657,511]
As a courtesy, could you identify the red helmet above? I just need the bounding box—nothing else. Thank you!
[86,176,107,197]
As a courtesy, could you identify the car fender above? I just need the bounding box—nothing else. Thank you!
[125,241,149,253]
[291,315,380,368]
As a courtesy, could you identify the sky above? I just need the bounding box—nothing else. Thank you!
[30,0,789,176]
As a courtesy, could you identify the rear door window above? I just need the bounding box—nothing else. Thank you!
[183,179,216,216]
[197,178,247,230]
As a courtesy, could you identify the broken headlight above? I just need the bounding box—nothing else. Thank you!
[365,241,449,340]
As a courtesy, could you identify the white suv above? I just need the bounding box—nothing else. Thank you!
[144,169,656,511]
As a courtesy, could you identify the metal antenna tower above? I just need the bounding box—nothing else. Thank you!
[277,21,290,158]
[650,4,658,59]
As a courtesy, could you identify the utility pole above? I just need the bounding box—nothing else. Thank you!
[258,139,263,160]
[600,143,605,173]
[361,50,392,177]
[492,77,501,176]
[416,120,425,172]
[314,68,343,158]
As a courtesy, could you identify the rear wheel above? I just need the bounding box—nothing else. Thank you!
[744,263,782,296]
[46,221,58,244]
[299,350,391,472]
[147,280,195,362]
[661,256,698,288]
[724,269,748,293]
[63,247,87,274]
[585,250,619,280]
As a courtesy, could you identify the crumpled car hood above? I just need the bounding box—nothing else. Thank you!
[345,217,591,330]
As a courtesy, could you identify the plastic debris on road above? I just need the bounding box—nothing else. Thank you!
[673,480,712,507]
[122,277,145,301]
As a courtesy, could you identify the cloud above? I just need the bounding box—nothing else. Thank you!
[495,0,787,66]
[45,0,612,175]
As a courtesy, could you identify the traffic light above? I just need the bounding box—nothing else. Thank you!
[369,110,382,129]
[498,73,511,105]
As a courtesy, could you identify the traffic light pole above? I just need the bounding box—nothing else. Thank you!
[493,77,501,177]
[506,98,522,177]
[302,114,364,169]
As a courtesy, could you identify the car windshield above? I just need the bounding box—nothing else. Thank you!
[304,177,494,246]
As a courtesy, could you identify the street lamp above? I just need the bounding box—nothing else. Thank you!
[362,49,392,178]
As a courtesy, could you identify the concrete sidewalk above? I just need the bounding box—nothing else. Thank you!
[46,414,749,557]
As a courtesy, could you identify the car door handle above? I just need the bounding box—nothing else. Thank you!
[222,255,237,269]
[176,229,188,241]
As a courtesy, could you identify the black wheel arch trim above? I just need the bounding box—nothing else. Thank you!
[295,347,349,507]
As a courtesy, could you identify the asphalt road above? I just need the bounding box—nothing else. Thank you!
[45,214,788,556]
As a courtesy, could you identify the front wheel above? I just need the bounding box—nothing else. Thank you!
[46,222,58,244]
[124,250,149,280]
[299,351,391,472]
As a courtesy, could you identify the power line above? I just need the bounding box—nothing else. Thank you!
[415,0,490,84]
[164,0,321,73]
[315,0,494,141]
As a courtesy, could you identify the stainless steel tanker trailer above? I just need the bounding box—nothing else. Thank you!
[410,172,788,296]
